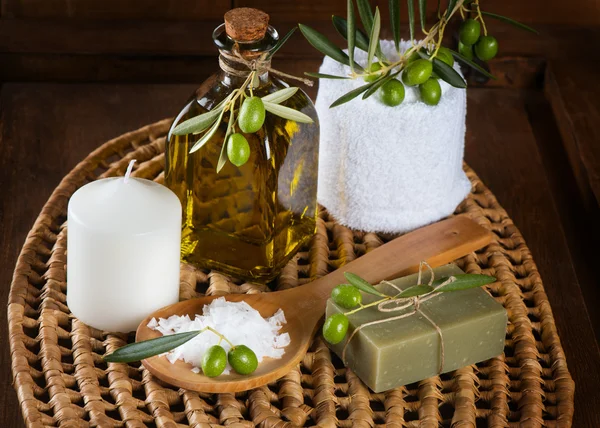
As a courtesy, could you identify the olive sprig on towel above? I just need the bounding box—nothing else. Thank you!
[299,0,537,108]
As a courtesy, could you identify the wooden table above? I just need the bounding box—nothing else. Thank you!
[1,67,600,427]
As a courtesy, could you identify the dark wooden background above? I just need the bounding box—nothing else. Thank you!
[1,0,600,426]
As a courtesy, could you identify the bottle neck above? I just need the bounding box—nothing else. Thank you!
[218,49,271,87]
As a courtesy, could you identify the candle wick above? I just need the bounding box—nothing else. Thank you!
[124,159,137,184]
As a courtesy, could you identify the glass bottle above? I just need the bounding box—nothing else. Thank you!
[164,8,319,282]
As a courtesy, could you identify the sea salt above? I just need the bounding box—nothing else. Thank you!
[148,297,290,375]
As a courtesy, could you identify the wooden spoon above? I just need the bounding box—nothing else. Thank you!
[136,216,492,392]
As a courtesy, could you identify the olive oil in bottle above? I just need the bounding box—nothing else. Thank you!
[165,8,319,282]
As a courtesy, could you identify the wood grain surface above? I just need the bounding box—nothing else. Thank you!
[1,83,599,427]
[2,0,598,25]
[545,61,600,212]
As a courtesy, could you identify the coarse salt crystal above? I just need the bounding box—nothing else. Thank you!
[148,297,289,375]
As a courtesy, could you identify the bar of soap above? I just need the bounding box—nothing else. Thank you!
[326,264,507,392]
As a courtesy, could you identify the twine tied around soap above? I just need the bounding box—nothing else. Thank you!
[341,261,459,375]
[218,48,314,87]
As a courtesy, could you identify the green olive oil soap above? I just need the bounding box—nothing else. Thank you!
[326,264,507,392]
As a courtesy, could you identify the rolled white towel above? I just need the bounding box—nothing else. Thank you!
[315,39,471,233]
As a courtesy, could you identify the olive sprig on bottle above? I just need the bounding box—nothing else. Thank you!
[323,271,496,345]
[299,0,536,108]
[103,325,259,377]
[171,71,314,171]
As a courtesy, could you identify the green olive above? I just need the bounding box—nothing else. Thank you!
[458,41,474,61]
[238,96,266,133]
[406,50,422,64]
[364,63,384,83]
[228,345,258,375]
[331,284,363,309]
[323,313,349,345]
[474,35,498,61]
[380,79,405,107]
[420,78,442,106]
[436,47,455,67]
[201,345,227,378]
[401,59,433,86]
[227,133,251,167]
[459,18,481,46]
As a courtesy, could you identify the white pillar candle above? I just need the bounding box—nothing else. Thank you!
[67,161,182,333]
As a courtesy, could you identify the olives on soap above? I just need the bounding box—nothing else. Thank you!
[402,59,433,86]
[475,35,499,61]
[332,284,363,309]
[323,313,349,344]
[238,96,266,133]
[459,18,481,46]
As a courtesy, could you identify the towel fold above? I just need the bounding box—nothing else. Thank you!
[315,40,471,233]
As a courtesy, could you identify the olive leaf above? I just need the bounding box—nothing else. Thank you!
[356,0,374,34]
[265,27,297,60]
[172,106,222,136]
[263,101,314,123]
[189,107,227,153]
[103,331,200,363]
[344,272,387,297]
[419,0,427,32]
[261,87,299,104]
[397,284,434,298]
[251,72,260,89]
[446,0,458,19]
[217,108,235,173]
[480,11,538,34]
[450,48,496,79]
[172,93,233,136]
[354,0,386,60]
[330,81,375,107]
[305,72,350,79]
[432,274,496,292]
[407,0,415,41]
[432,57,466,88]
[389,0,401,52]
[366,7,381,68]
[332,15,370,52]
[362,71,399,99]
[347,0,356,72]
[299,24,363,71]
[418,50,466,88]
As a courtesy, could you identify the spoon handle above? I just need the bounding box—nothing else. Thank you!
[299,216,493,312]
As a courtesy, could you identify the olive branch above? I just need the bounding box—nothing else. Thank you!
[171,66,313,171]
[299,0,537,108]
[103,325,259,377]
[323,270,497,345]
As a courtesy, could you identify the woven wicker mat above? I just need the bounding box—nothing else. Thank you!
[8,118,575,428]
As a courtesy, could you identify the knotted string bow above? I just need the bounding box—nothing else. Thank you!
[219,48,314,87]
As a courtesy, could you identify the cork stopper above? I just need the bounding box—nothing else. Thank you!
[224,8,270,42]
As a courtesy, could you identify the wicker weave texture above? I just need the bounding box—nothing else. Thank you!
[8,119,575,427]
